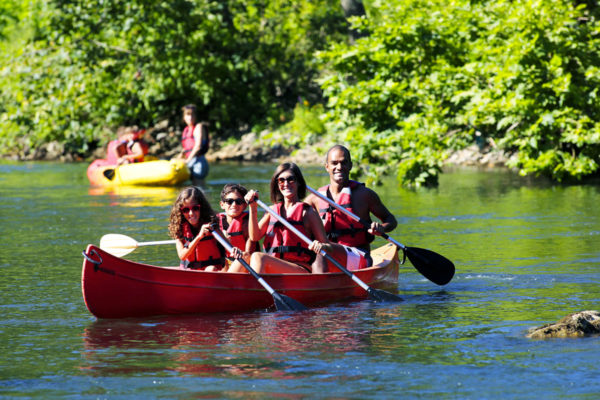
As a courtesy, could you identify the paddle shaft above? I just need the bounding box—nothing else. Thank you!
[306,186,406,250]
[137,239,176,247]
[306,185,455,286]
[211,228,307,311]
[210,230,277,296]
[256,199,374,293]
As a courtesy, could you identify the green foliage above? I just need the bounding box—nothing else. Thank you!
[0,0,347,155]
[3,0,600,188]
[317,0,600,185]
[272,101,326,146]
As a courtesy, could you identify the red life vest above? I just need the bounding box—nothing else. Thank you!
[105,136,148,164]
[182,124,209,157]
[181,125,196,157]
[316,180,374,249]
[181,222,225,270]
[217,212,258,257]
[263,202,316,265]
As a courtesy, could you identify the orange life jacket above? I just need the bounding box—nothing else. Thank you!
[181,222,225,270]
[263,202,315,265]
[316,181,374,250]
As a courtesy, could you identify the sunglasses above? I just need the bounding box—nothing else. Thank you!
[224,198,245,206]
[277,176,296,184]
[181,205,201,214]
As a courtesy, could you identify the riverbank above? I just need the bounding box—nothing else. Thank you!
[2,121,512,169]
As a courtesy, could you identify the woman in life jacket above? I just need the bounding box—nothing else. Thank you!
[168,186,241,271]
[107,126,149,165]
[244,163,335,274]
[216,183,260,273]
[176,104,210,180]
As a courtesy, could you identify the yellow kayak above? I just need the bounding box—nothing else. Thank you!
[87,159,190,186]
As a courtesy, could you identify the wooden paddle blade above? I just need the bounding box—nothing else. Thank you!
[367,287,403,302]
[405,247,455,286]
[273,292,308,311]
[99,234,138,257]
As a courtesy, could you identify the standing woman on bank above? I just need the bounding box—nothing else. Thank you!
[244,162,334,274]
[177,104,210,180]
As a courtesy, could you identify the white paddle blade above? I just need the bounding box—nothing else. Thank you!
[99,234,139,257]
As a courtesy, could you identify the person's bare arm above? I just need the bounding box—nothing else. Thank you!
[366,189,397,235]
[176,223,212,260]
[245,190,269,241]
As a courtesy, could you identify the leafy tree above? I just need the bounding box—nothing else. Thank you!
[0,0,347,155]
[317,0,600,185]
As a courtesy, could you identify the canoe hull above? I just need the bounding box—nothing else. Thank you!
[87,159,190,186]
[81,243,400,318]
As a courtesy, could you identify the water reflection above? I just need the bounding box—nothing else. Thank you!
[80,303,399,378]
[87,185,181,207]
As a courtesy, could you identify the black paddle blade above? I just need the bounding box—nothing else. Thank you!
[272,292,307,311]
[406,247,455,286]
[103,169,116,180]
[367,287,403,302]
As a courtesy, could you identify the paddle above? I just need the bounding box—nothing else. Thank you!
[209,227,307,312]
[99,233,176,257]
[255,199,402,302]
[306,185,455,286]
[103,168,116,180]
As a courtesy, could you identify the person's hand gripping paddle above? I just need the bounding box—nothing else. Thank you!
[306,186,455,286]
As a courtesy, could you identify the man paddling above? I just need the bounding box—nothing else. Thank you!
[305,144,397,272]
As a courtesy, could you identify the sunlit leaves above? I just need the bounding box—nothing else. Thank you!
[0,0,348,154]
[317,0,600,185]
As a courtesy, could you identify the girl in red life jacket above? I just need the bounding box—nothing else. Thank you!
[244,163,335,274]
[107,126,149,165]
[168,186,241,271]
[175,104,210,180]
[217,183,260,273]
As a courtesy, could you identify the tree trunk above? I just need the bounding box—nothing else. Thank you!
[340,0,368,42]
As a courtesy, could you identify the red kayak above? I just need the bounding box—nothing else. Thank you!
[81,243,400,318]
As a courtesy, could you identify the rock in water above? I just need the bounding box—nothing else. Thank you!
[527,310,600,339]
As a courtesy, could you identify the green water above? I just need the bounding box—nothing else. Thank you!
[1,161,599,398]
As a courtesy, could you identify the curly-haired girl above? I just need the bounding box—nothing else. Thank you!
[168,186,239,271]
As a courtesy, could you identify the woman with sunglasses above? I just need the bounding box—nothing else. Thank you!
[244,162,334,274]
[168,186,241,271]
[217,183,260,272]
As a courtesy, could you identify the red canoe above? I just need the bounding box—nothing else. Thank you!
[81,243,400,318]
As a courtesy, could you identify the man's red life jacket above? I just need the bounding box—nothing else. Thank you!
[316,180,374,250]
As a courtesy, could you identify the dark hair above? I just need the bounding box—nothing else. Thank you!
[326,144,352,163]
[168,186,215,239]
[220,183,248,201]
[181,104,198,124]
[269,162,306,203]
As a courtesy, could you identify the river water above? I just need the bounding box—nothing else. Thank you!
[1,161,599,399]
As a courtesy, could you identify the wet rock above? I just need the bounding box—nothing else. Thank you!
[208,131,296,163]
[5,120,516,170]
[527,310,600,339]
[444,144,511,168]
